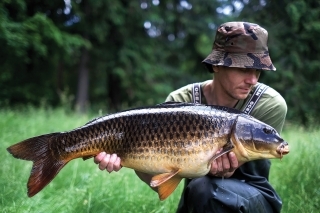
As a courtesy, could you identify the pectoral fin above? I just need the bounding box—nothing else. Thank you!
[207,142,234,167]
[157,175,183,200]
[150,168,182,200]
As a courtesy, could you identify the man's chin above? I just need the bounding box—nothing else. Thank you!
[236,93,250,100]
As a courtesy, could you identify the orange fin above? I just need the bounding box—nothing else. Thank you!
[156,175,183,200]
[150,169,182,200]
[7,133,69,197]
[207,142,234,167]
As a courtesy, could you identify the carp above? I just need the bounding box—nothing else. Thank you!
[7,102,289,200]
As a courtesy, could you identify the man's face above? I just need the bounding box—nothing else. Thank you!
[214,66,261,100]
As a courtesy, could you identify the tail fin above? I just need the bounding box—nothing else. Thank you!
[7,133,69,197]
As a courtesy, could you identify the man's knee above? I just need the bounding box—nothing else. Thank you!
[183,177,235,213]
[187,176,214,200]
[184,177,274,213]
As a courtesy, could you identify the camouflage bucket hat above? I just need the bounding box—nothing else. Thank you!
[202,22,276,72]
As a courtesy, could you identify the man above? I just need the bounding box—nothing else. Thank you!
[94,22,287,213]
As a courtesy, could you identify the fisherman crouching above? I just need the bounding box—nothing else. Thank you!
[94,21,287,213]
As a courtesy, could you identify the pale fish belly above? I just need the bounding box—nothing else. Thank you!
[121,148,216,178]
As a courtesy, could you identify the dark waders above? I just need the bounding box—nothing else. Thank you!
[176,177,276,213]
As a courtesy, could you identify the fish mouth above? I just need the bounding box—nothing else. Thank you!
[276,142,289,158]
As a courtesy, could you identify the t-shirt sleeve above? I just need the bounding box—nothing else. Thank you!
[251,88,287,134]
[165,93,177,102]
[165,84,193,103]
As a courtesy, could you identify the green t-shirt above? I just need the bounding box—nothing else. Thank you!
[165,80,287,133]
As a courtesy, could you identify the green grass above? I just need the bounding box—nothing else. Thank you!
[1,107,319,213]
[269,124,320,213]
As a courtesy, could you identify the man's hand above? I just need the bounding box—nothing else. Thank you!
[94,152,122,173]
[209,150,242,178]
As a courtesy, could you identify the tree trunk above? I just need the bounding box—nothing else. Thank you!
[75,48,89,113]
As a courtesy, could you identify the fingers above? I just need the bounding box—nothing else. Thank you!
[99,153,111,171]
[221,153,231,172]
[94,152,122,173]
[94,152,107,164]
[107,153,121,172]
[209,149,223,175]
[113,156,122,171]
[228,152,238,172]
[209,151,239,177]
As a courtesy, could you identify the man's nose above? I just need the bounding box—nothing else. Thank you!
[245,71,259,85]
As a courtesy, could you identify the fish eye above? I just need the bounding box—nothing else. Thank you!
[263,128,272,134]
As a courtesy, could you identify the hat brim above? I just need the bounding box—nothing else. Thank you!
[202,50,276,72]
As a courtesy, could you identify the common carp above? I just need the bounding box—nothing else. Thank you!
[7,102,289,200]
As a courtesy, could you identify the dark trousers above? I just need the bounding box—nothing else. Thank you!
[176,176,275,213]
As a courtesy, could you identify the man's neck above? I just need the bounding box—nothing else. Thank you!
[203,80,239,108]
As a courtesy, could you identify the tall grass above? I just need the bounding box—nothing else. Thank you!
[1,107,319,212]
[270,124,320,213]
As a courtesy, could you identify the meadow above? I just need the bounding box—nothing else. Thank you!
[0,107,319,213]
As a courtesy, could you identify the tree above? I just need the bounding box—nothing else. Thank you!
[237,0,320,124]
[4,0,319,124]
[67,0,231,112]
[0,0,89,107]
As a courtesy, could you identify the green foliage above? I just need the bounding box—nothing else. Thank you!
[0,1,88,107]
[1,0,320,123]
[0,0,225,111]
[237,0,320,124]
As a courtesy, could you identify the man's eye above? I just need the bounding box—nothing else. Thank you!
[256,70,261,77]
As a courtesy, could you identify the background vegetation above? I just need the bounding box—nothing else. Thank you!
[1,108,319,213]
[1,0,320,124]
